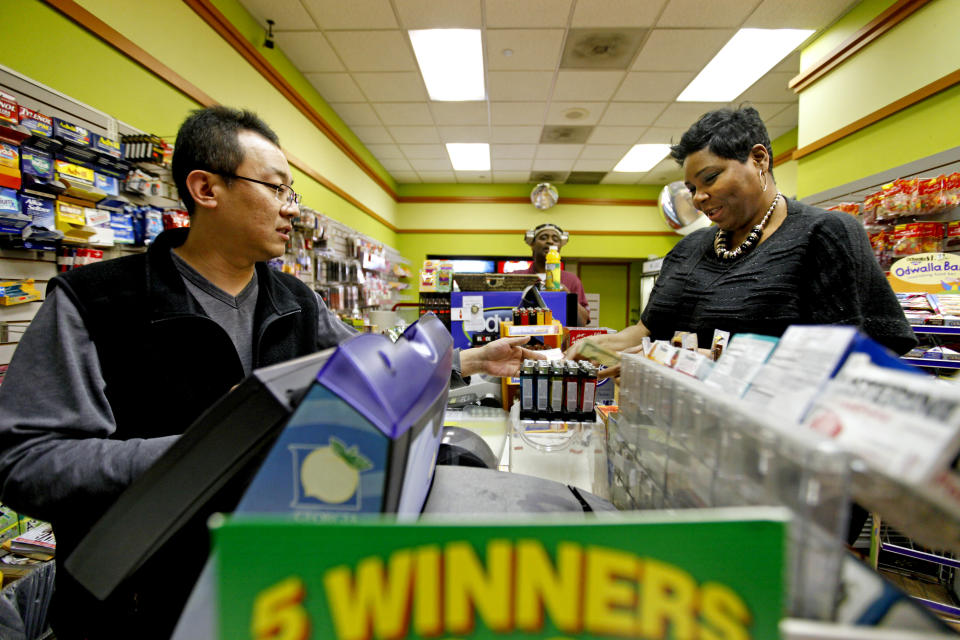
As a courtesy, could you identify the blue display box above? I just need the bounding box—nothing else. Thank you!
[450,290,573,349]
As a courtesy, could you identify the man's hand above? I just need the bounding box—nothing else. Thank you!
[460,336,546,378]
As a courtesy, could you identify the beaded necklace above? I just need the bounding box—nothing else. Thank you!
[713,192,781,260]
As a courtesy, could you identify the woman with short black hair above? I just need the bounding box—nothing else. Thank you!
[571,106,916,359]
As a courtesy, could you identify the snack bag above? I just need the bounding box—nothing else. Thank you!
[917,175,945,215]
[876,181,900,221]
[946,173,960,209]
[861,191,881,225]
[945,221,960,253]
[896,178,919,216]
[836,202,860,217]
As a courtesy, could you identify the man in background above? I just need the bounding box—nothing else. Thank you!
[517,223,590,326]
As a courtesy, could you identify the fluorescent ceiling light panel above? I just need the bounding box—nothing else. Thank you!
[677,28,814,102]
[613,144,671,173]
[409,29,485,101]
[446,143,490,171]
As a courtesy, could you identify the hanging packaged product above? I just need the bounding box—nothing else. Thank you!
[19,194,62,244]
[0,279,41,305]
[0,141,20,190]
[20,143,63,195]
[0,92,18,127]
[55,199,97,243]
[55,159,105,202]
[110,210,135,245]
[17,106,52,139]
[0,187,30,234]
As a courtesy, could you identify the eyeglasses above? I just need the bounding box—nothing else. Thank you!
[215,172,302,207]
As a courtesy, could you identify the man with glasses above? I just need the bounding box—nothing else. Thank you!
[0,106,538,638]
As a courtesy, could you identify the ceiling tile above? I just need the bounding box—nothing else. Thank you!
[305,73,365,102]
[615,71,694,102]
[494,171,533,183]
[579,144,632,159]
[365,143,404,159]
[373,102,435,125]
[735,72,798,104]
[535,144,583,159]
[400,144,446,158]
[652,102,727,127]
[532,158,576,172]
[409,157,453,171]
[326,31,416,72]
[486,29,566,71]
[588,125,647,144]
[275,32,343,72]
[601,172,642,184]
[430,102,489,125]
[545,102,607,125]
[744,0,858,29]
[572,158,617,171]
[632,28,734,71]
[642,158,684,184]
[657,0,757,27]
[237,0,317,31]
[380,157,413,171]
[553,71,626,101]
[484,0,573,28]
[390,171,421,183]
[301,0,397,28]
[491,144,537,159]
[571,0,667,27]
[456,171,493,183]
[493,158,534,171]
[395,0,482,28]
[388,126,442,143]
[488,71,554,101]
[330,102,381,126]
[438,125,490,141]
[490,126,543,143]
[353,72,427,101]
[418,170,457,181]
[638,126,687,143]
[748,102,793,122]
[600,102,667,126]
[560,28,647,70]
[775,51,801,74]
[351,125,394,143]
[766,103,799,129]
[490,102,546,126]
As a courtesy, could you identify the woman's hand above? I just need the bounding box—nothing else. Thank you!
[460,336,546,378]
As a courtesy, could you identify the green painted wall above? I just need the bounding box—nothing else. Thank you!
[798,82,960,197]
[579,263,629,331]
[801,0,896,68]
[798,0,960,146]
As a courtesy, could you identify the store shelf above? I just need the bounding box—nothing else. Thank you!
[911,325,960,335]
[901,357,960,369]
[880,542,960,570]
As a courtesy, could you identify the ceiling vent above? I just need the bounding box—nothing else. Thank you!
[566,171,607,184]
[560,28,647,70]
[540,125,593,144]
[529,171,569,183]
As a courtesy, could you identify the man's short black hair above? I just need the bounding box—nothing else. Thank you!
[669,106,774,175]
[172,106,280,214]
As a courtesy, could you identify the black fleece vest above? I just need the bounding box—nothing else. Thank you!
[49,228,321,441]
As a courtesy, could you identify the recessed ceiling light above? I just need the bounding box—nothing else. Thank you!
[677,28,814,102]
[502,48,513,57]
[613,144,672,173]
[409,29,485,101]
[446,143,490,171]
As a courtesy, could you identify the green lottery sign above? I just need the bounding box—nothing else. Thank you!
[214,510,786,639]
